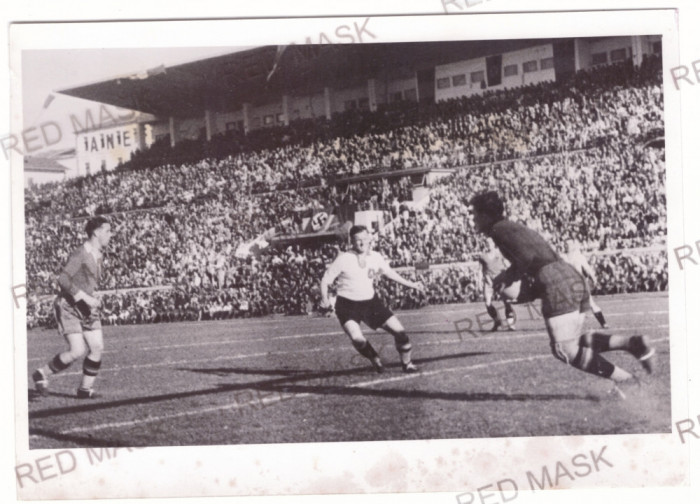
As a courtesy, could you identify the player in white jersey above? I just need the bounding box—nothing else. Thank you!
[478,238,517,331]
[320,225,424,373]
[561,240,608,328]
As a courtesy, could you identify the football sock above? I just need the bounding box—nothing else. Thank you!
[486,305,499,321]
[580,332,611,352]
[504,303,514,320]
[573,348,616,378]
[80,357,102,390]
[396,343,413,366]
[44,353,72,376]
[351,340,379,360]
[392,331,413,365]
[581,331,633,352]
[593,311,607,327]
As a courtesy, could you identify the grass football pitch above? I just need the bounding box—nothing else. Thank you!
[25,292,670,449]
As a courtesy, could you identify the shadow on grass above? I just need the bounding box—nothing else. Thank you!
[27,351,489,419]
[28,427,134,448]
[255,383,601,403]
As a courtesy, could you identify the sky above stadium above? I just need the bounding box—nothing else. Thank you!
[21,47,250,153]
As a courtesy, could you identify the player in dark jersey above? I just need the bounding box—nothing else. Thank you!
[477,238,516,331]
[469,191,654,393]
[32,216,113,399]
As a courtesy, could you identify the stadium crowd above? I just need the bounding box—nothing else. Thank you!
[24,55,668,328]
[25,57,662,220]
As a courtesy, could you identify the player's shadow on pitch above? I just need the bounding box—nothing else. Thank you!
[28,427,135,448]
[257,383,601,403]
[180,351,490,377]
[27,352,491,420]
[28,388,83,402]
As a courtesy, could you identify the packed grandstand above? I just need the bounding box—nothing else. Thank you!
[24,53,666,328]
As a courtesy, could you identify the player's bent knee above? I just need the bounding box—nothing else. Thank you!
[349,335,368,347]
[87,342,104,356]
[84,331,105,354]
[49,353,73,373]
[579,330,595,348]
[382,316,405,334]
[65,344,86,361]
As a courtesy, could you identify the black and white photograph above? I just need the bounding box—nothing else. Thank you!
[8,8,694,500]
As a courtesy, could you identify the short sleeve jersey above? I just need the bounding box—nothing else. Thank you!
[324,251,390,301]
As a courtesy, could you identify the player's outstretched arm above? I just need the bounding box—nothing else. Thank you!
[382,266,424,292]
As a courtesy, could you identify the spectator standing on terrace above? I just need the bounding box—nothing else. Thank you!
[469,191,655,397]
[32,216,113,399]
[320,225,424,373]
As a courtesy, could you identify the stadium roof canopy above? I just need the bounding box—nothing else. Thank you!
[58,39,571,119]
[24,155,69,173]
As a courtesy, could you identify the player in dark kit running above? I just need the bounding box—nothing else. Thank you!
[468,191,655,391]
[32,216,113,399]
[320,225,424,373]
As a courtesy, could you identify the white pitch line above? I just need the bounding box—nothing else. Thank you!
[100,311,674,352]
[37,347,326,377]
[28,295,669,350]
[57,354,549,434]
[29,323,668,376]
[56,335,669,436]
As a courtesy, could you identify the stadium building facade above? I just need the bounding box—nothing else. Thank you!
[58,35,662,175]
[75,119,152,177]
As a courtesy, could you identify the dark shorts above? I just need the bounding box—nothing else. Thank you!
[535,261,591,318]
[54,296,102,337]
[335,294,394,330]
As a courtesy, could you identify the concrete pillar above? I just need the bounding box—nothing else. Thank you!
[282,95,290,126]
[368,78,377,112]
[169,117,177,148]
[414,73,420,102]
[204,109,214,141]
[242,103,251,134]
[137,123,147,149]
[631,35,644,67]
[323,87,332,120]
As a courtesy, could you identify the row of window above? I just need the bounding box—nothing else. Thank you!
[589,42,661,66]
[437,57,554,90]
[591,47,631,66]
[344,97,370,111]
[83,158,121,174]
[344,88,418,110]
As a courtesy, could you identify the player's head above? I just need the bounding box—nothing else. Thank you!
[349,225,371,254]
[469,191,504,234]
[85,216,112,248]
